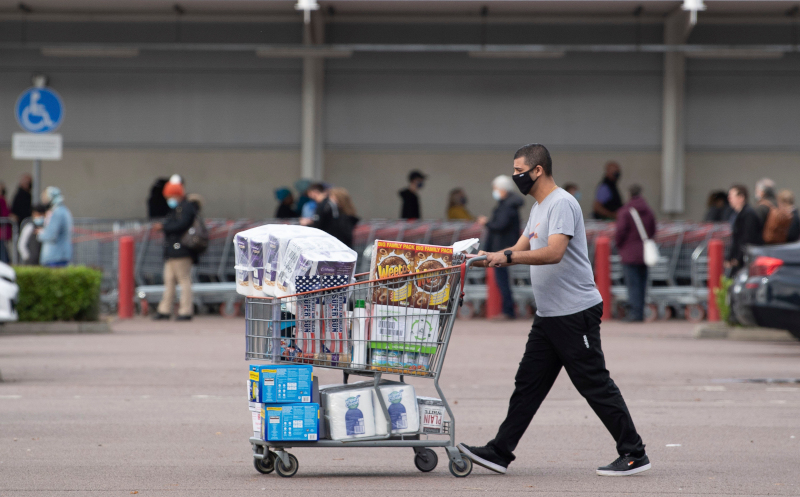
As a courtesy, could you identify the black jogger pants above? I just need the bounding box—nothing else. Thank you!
[488,302,645,462]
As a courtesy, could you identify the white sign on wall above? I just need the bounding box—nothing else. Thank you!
[12,132,63,160]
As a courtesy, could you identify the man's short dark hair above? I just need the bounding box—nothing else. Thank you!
[629,184,642,197]
[513,144,552,176]
[308,183,326,193]
[730,184,748,203]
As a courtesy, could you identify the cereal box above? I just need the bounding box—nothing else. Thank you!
[369,240,416,306]
[410,243,454,310]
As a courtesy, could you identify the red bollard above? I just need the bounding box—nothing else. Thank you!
[118,236,135,319]
[707,239,724,322]
[594,236,612,320]
[485,266,503,319]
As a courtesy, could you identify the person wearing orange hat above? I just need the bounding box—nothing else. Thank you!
[153,180,197,321]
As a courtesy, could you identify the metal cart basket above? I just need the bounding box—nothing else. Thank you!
[244,255,486,478]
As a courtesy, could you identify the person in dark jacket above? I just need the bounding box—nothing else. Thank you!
[301,183,356,248]
[703,191,735,223]
[147,177,170,219]
[479,175,524,320]
[399,170,426,219]
[154,180,196,321]
[274,188,297,219]
[615,185,657,322]
[10,173,33,226]
[726,185,763,274]
[592,161,623,220]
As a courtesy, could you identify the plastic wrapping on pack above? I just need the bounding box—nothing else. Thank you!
[275,236,356,299]
[262,226,328,296]
[372,382,419,435]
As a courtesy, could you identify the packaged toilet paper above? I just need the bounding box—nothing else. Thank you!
[417,396,446,434]
[275,237,356,298]
[234,232,255,296]
[373,382,419,435]
[320,383,377,440]
[263,226,328,295]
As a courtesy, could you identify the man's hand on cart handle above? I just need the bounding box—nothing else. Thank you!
[476,251,509,268]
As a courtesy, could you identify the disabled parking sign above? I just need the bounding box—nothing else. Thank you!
[15,87,64,133]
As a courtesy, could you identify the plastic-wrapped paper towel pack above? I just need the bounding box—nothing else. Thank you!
[263,225,328,296]
[275,236,356,298]
[373,382,419,435]
[321,383,377,440]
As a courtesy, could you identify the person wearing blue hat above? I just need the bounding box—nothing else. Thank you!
[275,187,297,219]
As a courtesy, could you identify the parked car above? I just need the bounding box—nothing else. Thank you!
[730,242,800,340]
[0,261,19,323]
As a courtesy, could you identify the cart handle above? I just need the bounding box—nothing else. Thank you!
[459,255,487,307]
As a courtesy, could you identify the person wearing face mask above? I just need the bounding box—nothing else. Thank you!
[17,204,47,265]
[458,144,649,477]
[399,170,426,220]
[153,180,197,321]
[446,188,474,220]
[36,186,73,267]
[592,161,623,220]
[477,175,523,320]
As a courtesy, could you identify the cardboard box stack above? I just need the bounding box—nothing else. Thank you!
[248,364,321,442]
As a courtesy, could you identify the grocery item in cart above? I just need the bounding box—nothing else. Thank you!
[262,404,319,441]
[369,240,416,306]
[373,382,420,435]
[417,396,446,434]
[275,236,356,298]
[411,243,455,311]
[320,274,351,368]
[234,232,255,296]
[249,364,313,404]
[370,304,440,372]
[294,275,321,363]
[320,384,377,440]
[262,225,327,296]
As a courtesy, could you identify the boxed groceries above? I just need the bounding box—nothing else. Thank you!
[410,244,455,311]
[262,403,320,442]
[370,304,439,373]
[370,241,416,306]
[417,396,446,434]
[249,364,313,404]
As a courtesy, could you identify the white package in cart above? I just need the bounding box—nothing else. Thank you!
[417,396,446,434]
[321,384,377,440]
[373,382,419,435]
[263,225,328,296]
[275,236,356,298]
[233,225,276,296]
[370,304,441,351]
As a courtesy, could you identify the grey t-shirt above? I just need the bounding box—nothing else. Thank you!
[523,188,602,317]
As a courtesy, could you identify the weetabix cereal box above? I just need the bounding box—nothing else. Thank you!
[369,240,416,306]
[410,243,454,311]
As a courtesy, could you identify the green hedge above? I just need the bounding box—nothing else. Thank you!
[13,266,102,322]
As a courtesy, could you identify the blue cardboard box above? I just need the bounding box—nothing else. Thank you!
[261,403,320,442]
[249,364,313,404]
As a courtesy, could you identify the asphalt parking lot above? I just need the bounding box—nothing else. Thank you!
[1,316,799,496]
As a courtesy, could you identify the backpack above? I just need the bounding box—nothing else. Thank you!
[181,213,209,255]
[762,203,792,244]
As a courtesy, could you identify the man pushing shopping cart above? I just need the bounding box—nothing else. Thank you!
[458,144,651,477]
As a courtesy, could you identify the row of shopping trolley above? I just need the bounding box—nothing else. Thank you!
[61,217,731,321]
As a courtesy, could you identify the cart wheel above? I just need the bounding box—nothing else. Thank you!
[275,453,299,478]
[414,448,438,472]
[661,306,674,320]
[685,304,706,323]
[220,301,242,318]
[254,452,276,474]
[449,457,472,478]
[644,304,659,323]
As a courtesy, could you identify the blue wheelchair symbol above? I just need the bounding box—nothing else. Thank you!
[15,88,64,133]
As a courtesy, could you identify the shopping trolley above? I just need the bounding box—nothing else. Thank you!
[244,255,487,478]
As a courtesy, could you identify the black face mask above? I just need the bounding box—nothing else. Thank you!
[513,168,538,196]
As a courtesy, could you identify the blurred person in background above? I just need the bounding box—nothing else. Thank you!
[153,180,196,321]
[704,191,734,222]
[17,204,47,265]
[563,183,581,202]
[399,170,426,219]
[274,188,297,219]
[756,185,792,245]
[778,189,800,243]
[301,183,357,248]
[754,184,777,227]
[592,161,623,220]
[0,182,10,263]
[477,174,523,320]
[147,177,170,219]
[294,179,314,218]
[446,188,474,220]
[37,186,73,268]
[615,185,656,322]
[726,185,763,275]
[10,173,33,226]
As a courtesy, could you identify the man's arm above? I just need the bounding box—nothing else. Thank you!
[484,234,570,268]
[475,234,529,267]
